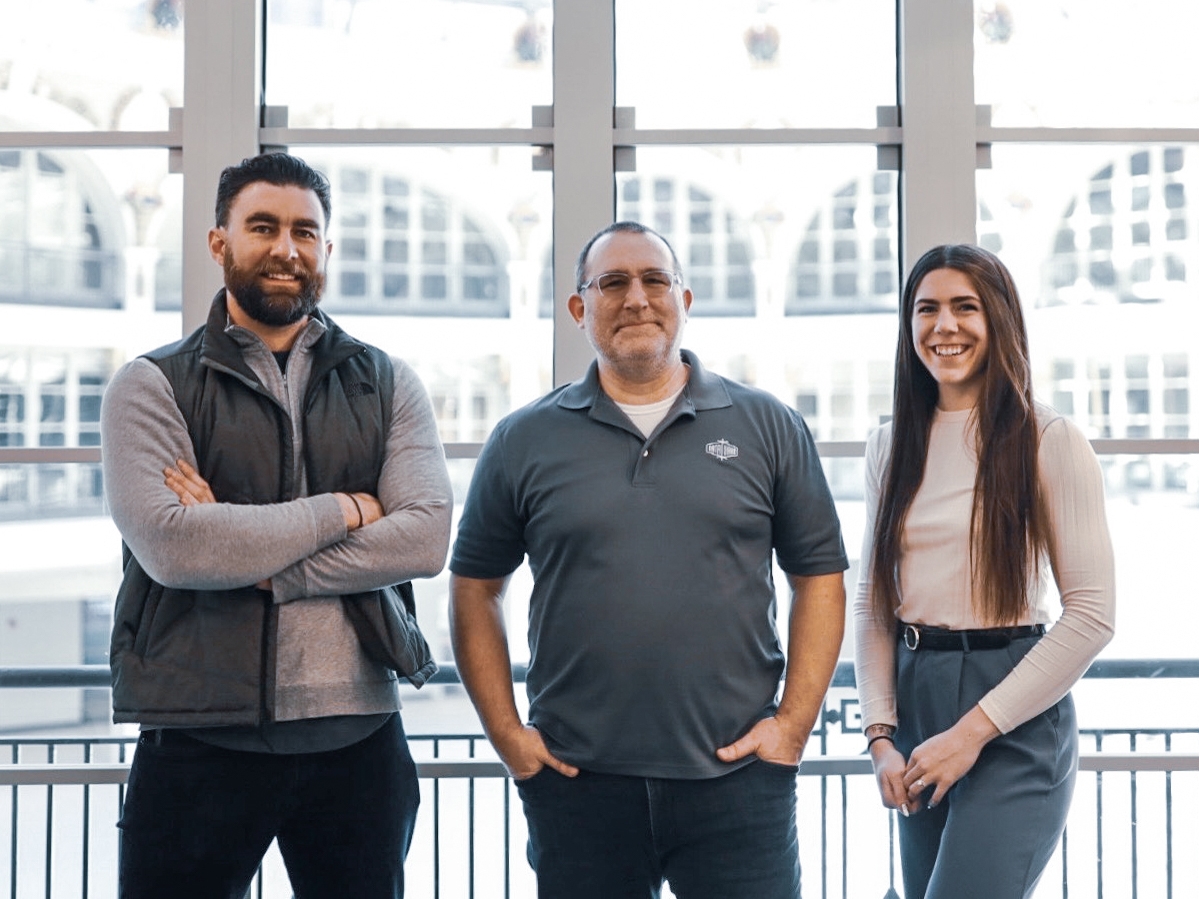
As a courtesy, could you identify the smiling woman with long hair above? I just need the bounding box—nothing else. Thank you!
[853,244,1116,898]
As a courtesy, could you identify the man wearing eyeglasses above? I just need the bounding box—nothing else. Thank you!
[449,221,848,898]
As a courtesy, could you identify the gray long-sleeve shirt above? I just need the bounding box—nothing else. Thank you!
[101,314,453,749]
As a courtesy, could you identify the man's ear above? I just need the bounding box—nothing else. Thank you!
[208,228,227,265]
[567,293,586,327]
[682,288,693,314]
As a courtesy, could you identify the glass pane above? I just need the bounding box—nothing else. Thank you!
[976,147,1199,730]
[0,1,183,132]
[976,0,1199,127]
[295,147,552,444]
[2,144,180,730]
[978,144,1196,441]
[265,0,552,128]
[1068,455,1199,756]
[1,148,182,447]
[1090,455,1199,659]
[615,146,899,440]
[616,0,895,128]
[0,471,122,730]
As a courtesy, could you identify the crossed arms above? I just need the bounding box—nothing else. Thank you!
[101,355,452,598]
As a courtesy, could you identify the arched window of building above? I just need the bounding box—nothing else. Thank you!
[616,175,756,317]
[537,176,756,318]
[1044,147,1193,306]
[0,348,112,519]
[313,164,511,317]
[1040,148,1195,462]
[788,172,1003,315]
[789,173,898,315]
[0,150,123,309]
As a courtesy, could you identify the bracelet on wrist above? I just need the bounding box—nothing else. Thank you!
[867,733,895,750]
[347,493,364,529]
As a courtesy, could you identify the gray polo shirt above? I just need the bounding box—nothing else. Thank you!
[451,350,848,779]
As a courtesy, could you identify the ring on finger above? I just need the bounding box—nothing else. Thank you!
[914,777,926,789]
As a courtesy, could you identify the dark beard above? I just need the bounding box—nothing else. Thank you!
[223,253,324,327]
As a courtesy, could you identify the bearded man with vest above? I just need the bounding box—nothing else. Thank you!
[100,153,452,899]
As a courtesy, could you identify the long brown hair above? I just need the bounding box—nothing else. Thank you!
[870,244,1048,626]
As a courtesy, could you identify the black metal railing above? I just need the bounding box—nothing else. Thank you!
[2,661,1198,899]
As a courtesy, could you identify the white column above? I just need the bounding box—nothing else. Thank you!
[899,0,978,270]
[551,2,616,385]
[179,0,263,336]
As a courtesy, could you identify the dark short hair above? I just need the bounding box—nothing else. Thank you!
[214,153,332,229]
[574,221,683,291]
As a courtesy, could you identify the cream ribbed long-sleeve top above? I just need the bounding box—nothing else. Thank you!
[853,403,1116,735]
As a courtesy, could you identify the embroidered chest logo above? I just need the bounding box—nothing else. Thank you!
[344,381,376,398]
[705,438,740,462]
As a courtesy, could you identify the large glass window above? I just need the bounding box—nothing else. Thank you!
[978,145,1199,672]
[616,0,896,128]
[289,147,553,445]
[789,171,901,316]
[0,128,177,737]
[0,349,115,452]
[0,0,1193,832]
[0,150,129,309]
[0,6,1195,899]
[0,148,179,452]
[975,0,1199,127]
[0,0,183,133]
[615,171,757,317]
[978,145,1197,442]
[265,0,553,128]
[610,146,899,444]
[316,153,513,318]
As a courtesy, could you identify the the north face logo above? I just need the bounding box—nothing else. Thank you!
[706,439,739,462]
[344,382,377,398]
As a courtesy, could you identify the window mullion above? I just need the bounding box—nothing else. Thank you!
[898,0,979,271]
[550,1,617,386]
[179,0,264,337]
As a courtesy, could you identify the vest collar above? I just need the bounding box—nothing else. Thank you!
[198,289,366,389]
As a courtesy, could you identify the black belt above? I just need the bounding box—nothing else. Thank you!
[140,728,201,747]
[898,622,1045,651]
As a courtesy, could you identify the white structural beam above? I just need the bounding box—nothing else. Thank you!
[899,0,979,271]
[550,2,617,385]
[180,0,263,336]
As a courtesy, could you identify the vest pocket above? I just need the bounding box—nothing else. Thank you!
[131,580,164,657]
[342,584,436,686]
[111,553,161,660]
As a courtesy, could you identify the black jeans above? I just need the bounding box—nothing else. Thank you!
[118,713,420,899]
[516,760,802,899]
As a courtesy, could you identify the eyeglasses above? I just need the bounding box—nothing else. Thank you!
[578,270,682,297]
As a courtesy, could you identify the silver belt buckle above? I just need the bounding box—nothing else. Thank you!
[903,624,921,650]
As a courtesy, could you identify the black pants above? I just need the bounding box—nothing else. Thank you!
[118,713,420,899]
[517,761,802,899]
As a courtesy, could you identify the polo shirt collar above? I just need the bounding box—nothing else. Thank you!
[677,349,732,411]
[557,349,732,424]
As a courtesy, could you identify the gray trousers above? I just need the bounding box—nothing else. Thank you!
[894,633,1078,899]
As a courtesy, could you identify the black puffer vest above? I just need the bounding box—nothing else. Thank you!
[110,292,435,726]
